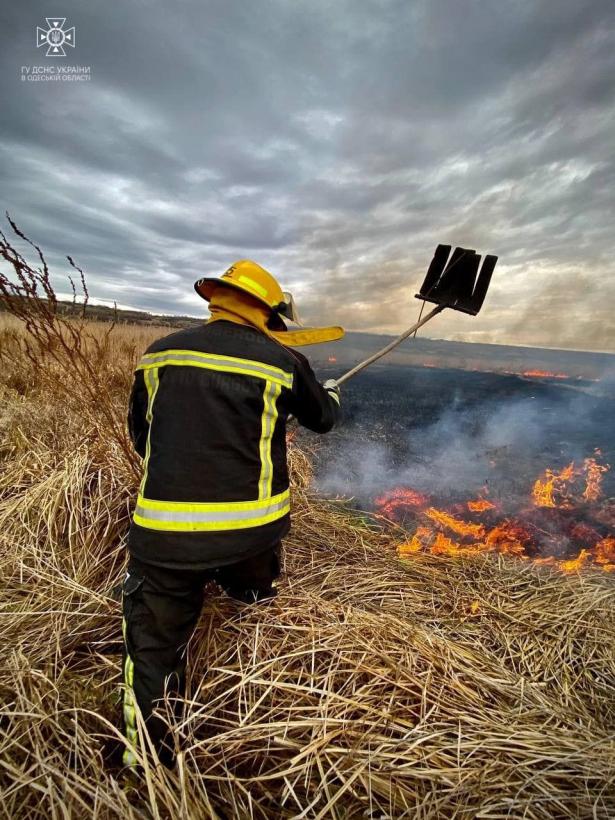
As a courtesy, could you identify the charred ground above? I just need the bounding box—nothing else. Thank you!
[307,363,615,504]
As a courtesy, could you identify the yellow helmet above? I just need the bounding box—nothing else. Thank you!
[195,259,345,346]
[195,260,301,323]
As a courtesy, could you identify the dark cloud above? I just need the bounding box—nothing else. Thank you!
[0,0,614,349]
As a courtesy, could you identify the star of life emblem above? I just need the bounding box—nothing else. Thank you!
[36,18,76,57]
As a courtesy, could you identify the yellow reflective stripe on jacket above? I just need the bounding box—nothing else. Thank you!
[258,380,282,499]
[137,349,293,389]
[134,488,290,532]
[138,366,160,498]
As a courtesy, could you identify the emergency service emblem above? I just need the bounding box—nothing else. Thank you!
[36,18,76,57]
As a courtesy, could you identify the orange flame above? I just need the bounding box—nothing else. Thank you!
[532,463,576,508]
[559,549,592,573]
[467,498,497,512]
[583,457,609,502]
[375,488,429,520]
[595,537,615,571]
[532,454,610,509]
[523,370,569,379]
[425,508,485,539]
[382,453,614,573]
[484,522,529,556]
[398,526,431,556]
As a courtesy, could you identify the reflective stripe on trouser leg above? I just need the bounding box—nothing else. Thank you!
[122,617,138,767]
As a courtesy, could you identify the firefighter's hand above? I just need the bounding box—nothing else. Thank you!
[323,379,340,403]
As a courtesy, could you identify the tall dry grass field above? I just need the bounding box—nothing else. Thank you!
[1,227,615,818]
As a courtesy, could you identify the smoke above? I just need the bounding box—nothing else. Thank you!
[316,387,610,504]
[597,366,615,394]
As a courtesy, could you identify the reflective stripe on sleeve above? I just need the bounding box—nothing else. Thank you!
[138,365,160,498]
[144,366,160,424]
[137,349,293,389]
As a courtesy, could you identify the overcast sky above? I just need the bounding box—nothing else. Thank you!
[1,1,614,352]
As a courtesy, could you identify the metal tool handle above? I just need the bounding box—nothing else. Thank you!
[335,304,445,386]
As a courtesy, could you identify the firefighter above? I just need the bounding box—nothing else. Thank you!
[122,260,343,769]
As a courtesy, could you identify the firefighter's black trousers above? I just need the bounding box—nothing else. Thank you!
[121,545,281,767]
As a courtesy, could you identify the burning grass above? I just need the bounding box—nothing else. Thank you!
[1,225,615,817]
[382,453,615,574]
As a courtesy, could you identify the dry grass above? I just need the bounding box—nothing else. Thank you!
[1,226,615,818]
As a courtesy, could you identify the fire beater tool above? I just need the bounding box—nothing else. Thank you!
[334,245,498,386]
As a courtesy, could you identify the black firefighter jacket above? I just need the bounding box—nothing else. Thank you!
[127,320,340,569]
